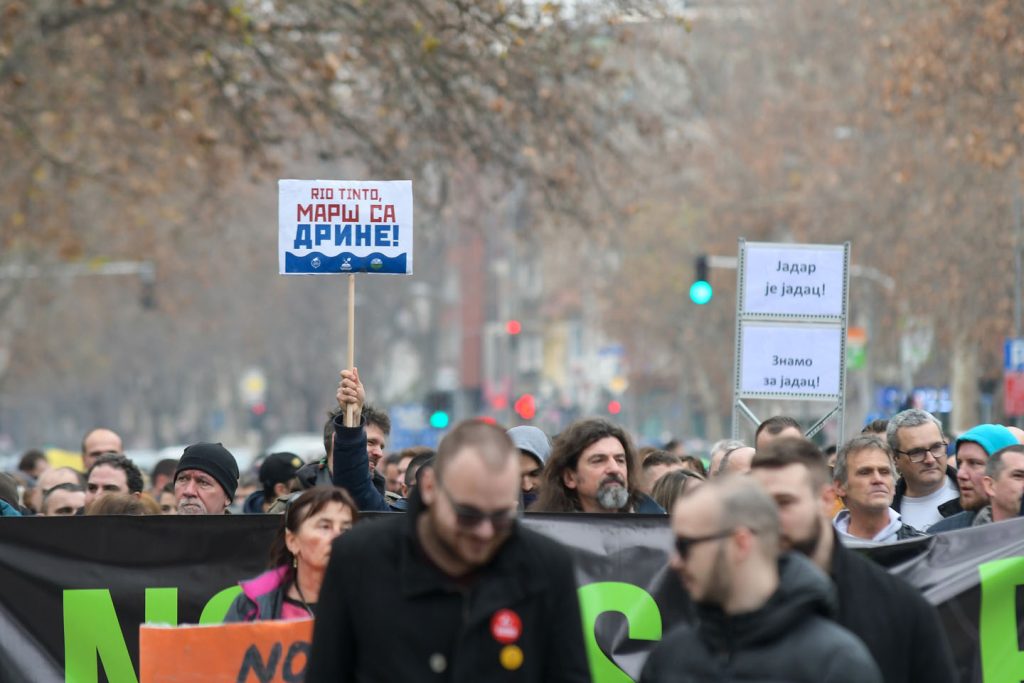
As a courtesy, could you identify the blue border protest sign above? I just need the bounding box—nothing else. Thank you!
[278,179,414,275]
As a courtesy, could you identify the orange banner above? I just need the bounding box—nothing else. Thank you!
[140,619,313,683]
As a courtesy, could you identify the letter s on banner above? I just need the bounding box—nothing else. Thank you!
[577,582,662,683]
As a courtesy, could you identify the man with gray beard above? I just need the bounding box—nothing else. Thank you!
[531,418,664,513]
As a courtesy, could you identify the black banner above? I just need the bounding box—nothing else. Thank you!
[0,514,1021,683]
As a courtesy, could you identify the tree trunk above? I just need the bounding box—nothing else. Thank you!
[951,332,979,434]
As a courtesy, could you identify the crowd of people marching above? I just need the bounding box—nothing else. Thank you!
[3,365,1012,681]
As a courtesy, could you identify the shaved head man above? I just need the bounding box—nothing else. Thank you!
[81,428,123,471]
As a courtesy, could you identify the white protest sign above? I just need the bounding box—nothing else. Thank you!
[742,243,845,317]
[278,180,413,275]
[738,323,843,398]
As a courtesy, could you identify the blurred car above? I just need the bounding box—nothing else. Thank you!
[266,433,325,463]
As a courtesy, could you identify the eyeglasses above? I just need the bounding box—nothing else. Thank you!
[894,441,948,463]
[438,481,519,532]
[674,529,735,559]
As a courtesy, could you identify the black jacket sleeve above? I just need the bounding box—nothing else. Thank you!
[330,416,390,512]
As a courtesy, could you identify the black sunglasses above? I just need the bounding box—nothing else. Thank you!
[674,529,735,559]
[438,482,518,532]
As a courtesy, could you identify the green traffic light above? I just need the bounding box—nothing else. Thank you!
[429,411,450,429]
[690,280,713,305]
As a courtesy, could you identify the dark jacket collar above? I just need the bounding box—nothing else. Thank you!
[398,489,540,611]
[695,553,836,650]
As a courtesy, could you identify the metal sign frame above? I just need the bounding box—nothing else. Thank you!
[732,239,851,441]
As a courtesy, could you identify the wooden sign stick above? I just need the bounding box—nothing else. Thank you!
[345,274,358,427]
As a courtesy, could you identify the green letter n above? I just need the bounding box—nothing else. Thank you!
[980,557,1024,682]
[63,588,176,683]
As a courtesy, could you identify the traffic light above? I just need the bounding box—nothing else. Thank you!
[607,400,622,415]
[689,255,712,305]
[513,393,536,420]
[424,390,453,429]
[249,402,267,429]
[506,319,522,335]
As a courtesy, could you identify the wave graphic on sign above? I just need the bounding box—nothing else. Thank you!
[285,252,408,274]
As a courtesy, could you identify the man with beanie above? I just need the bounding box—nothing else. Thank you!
[244,452,303,514]
[508,425,550,509]
[173,442,239,515]
[929,424,1019,533]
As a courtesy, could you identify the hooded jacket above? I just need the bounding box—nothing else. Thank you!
[833,508,924,544]
[640,553,882,683]
[222,566,313,622]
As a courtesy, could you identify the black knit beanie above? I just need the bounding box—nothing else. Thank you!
[175,443,239,502]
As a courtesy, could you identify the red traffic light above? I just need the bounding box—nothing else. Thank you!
[506,319,522,335]
[607,400,622,415]
[251,402,267,416]
[514,393,536,420]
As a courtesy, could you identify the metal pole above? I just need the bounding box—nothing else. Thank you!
[1015,191,1022,338]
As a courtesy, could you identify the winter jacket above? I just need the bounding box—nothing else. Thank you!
[241,490,266,514]
[306,491,591,683]
[635,494,666,514]
[639,553,883,683]
[329,415,404,512]
[928,509,979,533]
[222,566,313,622]
[830,535,957,683]
[833,508,924,544]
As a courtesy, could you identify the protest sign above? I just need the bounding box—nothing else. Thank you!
[139,619,313,683]
[278,180,413,275]
[741,242,846,318]
[278,178,413,424]
[737,322,844,398]
[732,240,850,439]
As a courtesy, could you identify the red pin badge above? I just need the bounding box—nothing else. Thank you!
[490,609,522,644]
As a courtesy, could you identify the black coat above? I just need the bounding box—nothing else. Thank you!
[306,492,591,683]
[830,538,957,683]
[640,553,882,683]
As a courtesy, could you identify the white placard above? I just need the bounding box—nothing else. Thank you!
[739,323,843,397]
[278,179,413,275]
[742,243,845,317]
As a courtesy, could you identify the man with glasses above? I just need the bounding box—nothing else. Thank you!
[309,420,590,682]
[886,409,960,531]
[641,476,881,683]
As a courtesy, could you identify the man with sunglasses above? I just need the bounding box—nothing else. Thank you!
[886,409,960,531]
[641,476,881,683]
[309,420,590,682]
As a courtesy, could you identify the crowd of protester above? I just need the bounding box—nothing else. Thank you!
[3,364,1020,681]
